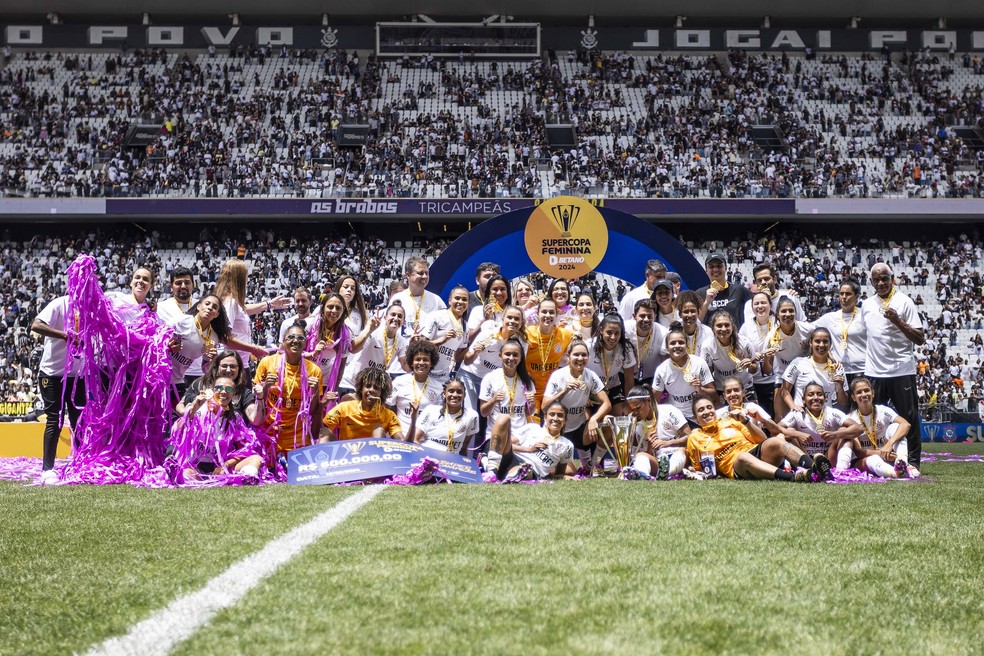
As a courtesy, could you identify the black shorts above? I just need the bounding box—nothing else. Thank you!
[732,444,763,480]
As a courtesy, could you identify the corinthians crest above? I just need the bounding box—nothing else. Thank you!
[580,28,598,50]
[320,27,339,48]
[550,203,581,237]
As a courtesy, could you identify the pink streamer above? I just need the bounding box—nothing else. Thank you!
[305,319,350,415]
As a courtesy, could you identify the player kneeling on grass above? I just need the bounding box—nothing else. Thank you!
[684,395,831,482]
[625,383,691,479]
[486,401,577,481]
[169,376,266,483]
[409,378,480,456]
[840,376,920,478]
[320,368,404,441]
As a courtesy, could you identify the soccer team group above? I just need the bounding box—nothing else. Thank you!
[31,249,925,484]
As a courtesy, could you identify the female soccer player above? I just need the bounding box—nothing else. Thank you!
[215,258,289,364]
[421,285,470,383]
[840,376,919,477]
[305,292,352,409]
[340,302,409,396]
[716,375,782,437]
[467,274,511,338]
[778,381,862,461]
[767,296,814,418]
[542,339,612,472]
[587,314,637,413]
[486,401,576,481]
[702,310,758,397]
[178,350,262,425]
[686,395,830,482]
[780,326,849,412]
[652,323,717,423]
[388,340,443,436]
[336,273,369,336]
[411,379,480,456]
[625,383,690,479]
[569,291,599,340]
[673,291,715,358]
[254,321,323,455]
[815,279,867,383]
[526,299,574,414]
[322,367,403,441]
[546,278,575,326]
[738,291,778,415]
[479,337,536,445]
[459,305,527,412]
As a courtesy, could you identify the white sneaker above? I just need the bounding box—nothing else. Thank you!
[39,469,59,485]
[681,468,708,481]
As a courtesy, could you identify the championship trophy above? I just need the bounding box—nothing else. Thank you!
[600,416,641,473]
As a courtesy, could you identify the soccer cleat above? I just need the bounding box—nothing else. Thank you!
[681,468,708,481]
[893,457,909,479]
[503,463,532,484]
[39,469,59,485]
[657,453,670,480]
[809,454,832,482]
[620,466,653,481]
[793,467,810,482]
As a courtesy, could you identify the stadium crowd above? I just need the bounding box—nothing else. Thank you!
[2,45,984,200]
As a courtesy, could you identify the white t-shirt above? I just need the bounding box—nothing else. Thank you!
[465,304,503,335]
[341,328,408,389]
[543,366,605,431]
[417,404,480,453]
[165,314,207,383]
[387,374,443,435]
[222,297,252,362]
[779,406,850,455]
[781,356,848,406]
[278,313,317,343]
[157,296,203,377]
[510,424,574,479]
[861,290,922,377]
[738,318,776,385]
[742,291,805,326]
[701,336,755,391]
[618,283,656,322]
[660,322,715,357]
[480,370,534,440]
[459,327,521,380]
[587,339,638,391]
[848,405,901,450]
[626,319,666,384]
[651,355,714,420]
[36,296,82,377]
[391,289,447,328]
[636,403,689,455]
[107,291,152,325]
[421,309,468,381]
[815,309,867,374]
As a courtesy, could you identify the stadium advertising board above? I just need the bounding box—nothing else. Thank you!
[287,438,484,485]
[428,195,709,298]
[4,24,984,53]
[921,423,984,442]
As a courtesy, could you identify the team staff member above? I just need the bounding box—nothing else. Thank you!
[157,267,204,386]
[468,262,501,312]
[278,287,316,343]
[392,256,447,334]
[815,279,867,383]
[696,251,752,328]
[31,294,86,483]
[861,263,925,466]
[741,263,805,324]
[618,258,667,322]
[626,300,666,385]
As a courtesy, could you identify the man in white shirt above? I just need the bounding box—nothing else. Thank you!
[742,263,805,324]
[861,263,925,465]
[618,258,667,322]
[31,295,86,482]
[278,287,317,342]
[391,256,447,335]
[156,267,204,387]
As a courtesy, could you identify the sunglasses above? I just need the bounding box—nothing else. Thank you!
[284,335,306,343]
[212,384,236,393]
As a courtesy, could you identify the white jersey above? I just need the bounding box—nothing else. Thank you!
[417,404,480,453]
[543,366,605,431]
[157,296,203,378]
[626,320,666,383]
[222,297,252,363]
[716,401,772,432]
[107,291,153,326]
[278,313,317,343]
[480,370,534,440]
[391,289,447,328]
[779,406,850,455]
[421,310,468,381]
[656,309,680,328]
[587,339,638,391]
[636,403,689,456]
[701,336,755,391]
[36,296,82,377]
[738,318,776,384]
[341,328,408,389]
[651,355,714,420]
[848,405,901,450]
[766,320,814,380]
[781,356,847,406]
[511,424,574,479]
[815,309,867,374]
[345,310,365,337]
[459,327,522,380]
[165,314,207,383]
[861,290,922,377]
[660,322,715,358]
[387,374,443,435]
[465,304,503,335]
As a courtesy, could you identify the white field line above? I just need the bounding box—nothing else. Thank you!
[84,485,385,656]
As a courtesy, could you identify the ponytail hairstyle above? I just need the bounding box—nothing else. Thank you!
[500,336,534,391]
[709,310,738,350]
[596,313,637,362]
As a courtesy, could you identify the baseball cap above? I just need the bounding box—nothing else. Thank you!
[705,251,727,265]
[651,280,673,293]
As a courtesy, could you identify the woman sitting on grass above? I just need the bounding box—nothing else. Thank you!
[486,401,576,481]
[624,383,690,479]
[685,395,830,482]
[839,377,919,478]
[777,381,863,462]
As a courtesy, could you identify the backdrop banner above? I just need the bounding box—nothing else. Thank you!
[287,438,484,485]
[920,422,984,442]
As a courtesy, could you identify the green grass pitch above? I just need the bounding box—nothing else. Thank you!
[2,443,983,656]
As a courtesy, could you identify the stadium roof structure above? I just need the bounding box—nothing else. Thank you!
[4,0,984,24]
